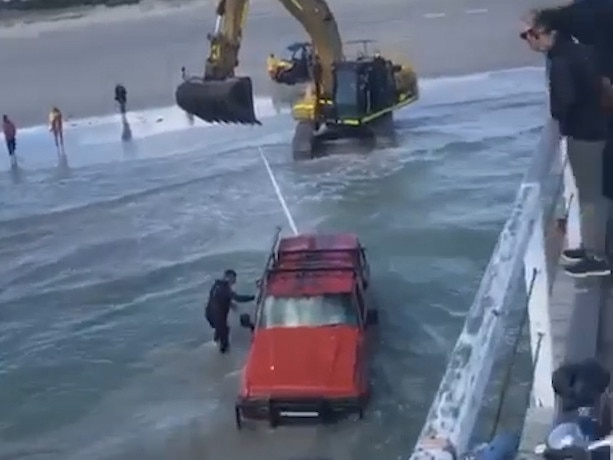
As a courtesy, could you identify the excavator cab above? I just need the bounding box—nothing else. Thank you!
[175,76,259,125]
[331,58,397,123]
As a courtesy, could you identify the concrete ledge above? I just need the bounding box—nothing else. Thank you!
[517,406,555,460]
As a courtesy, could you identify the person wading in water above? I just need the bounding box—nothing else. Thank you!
[49,107,65,157]
[114,84,128,114]
[205,269,255,354]
[2,115,17,166]
[180,67,195,126]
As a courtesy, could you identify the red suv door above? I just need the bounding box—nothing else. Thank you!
[353,284,369,394]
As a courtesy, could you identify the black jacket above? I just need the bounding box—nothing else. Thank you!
[205,279,255,325]
[548,36,608,141]
[114,85,127,104]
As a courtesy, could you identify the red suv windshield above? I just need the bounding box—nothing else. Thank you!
[258,293,357,328]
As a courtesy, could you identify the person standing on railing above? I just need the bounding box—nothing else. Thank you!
[521,13,611,277]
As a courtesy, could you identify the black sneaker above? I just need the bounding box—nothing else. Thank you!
[562,247,587,263]
[564,257,612,278]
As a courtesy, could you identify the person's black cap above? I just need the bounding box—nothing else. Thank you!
[224,269,237,278]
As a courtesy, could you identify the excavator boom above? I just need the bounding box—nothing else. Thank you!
[175,0,344,125]
[176,0,259,124]
[277,0,343,97]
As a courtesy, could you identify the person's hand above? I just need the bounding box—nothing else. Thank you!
[255,278,262,288]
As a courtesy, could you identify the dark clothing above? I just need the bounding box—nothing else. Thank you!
[205,279,255,352]
[541,1,613,197]
[114,85,127,114]
[604,133,613,199]
[547,36,608,141]
[6,138,15,156]
[205,308,229,347]
[2,120,16,140]
[552,358,610,412]
[567,138,608,258]
[114,85,127,104]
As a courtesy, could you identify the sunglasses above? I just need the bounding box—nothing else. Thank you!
[520,28,546,40]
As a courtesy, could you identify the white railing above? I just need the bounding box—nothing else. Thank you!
[407,117,581,460]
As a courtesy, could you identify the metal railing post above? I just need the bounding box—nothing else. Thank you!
[561,138,582,249]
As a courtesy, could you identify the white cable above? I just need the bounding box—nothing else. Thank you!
[258,147,299,236]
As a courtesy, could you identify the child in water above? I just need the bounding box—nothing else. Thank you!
[49,107,65,156]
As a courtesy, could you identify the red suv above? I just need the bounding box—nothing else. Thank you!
[235,231,377,429]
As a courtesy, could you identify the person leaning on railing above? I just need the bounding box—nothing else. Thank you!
[522,5,613,278]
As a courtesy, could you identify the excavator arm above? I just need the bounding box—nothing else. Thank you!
[275,0,343,97]
[204,0,249,80]
[175,0,344,125]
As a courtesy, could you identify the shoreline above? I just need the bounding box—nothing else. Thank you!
[12,66,546,131]
[0,0,543,127]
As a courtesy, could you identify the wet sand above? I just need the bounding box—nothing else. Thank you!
[0,0,556,127]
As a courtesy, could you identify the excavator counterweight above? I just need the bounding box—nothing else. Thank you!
[175,77,260,125]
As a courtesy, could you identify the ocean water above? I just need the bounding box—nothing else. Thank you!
[0,0,140,12]
[0,67,546,460]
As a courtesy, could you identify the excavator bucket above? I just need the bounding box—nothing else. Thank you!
[175,77,261,125]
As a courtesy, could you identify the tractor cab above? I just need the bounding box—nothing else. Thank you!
[268,42,313,85]
[286,42,312,67]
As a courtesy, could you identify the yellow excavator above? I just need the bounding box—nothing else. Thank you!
[175,0,419,159]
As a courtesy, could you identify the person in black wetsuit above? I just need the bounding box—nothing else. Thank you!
[205,269,255,354]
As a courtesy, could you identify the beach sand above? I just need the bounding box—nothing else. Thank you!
[0,0,548,127]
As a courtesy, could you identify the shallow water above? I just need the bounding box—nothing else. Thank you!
[0,67,546,460]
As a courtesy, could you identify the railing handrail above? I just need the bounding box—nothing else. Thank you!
[408,114,564,460]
